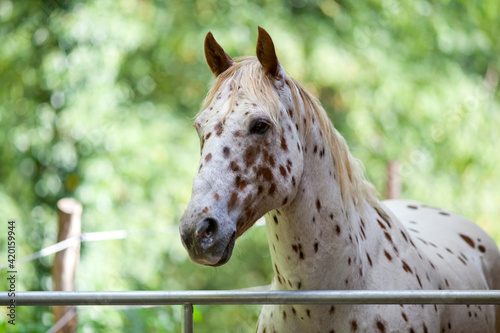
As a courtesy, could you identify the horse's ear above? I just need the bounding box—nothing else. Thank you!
[204,31,234,77]
[256,26,282,79]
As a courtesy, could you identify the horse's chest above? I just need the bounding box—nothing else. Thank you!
[256,304,440,333]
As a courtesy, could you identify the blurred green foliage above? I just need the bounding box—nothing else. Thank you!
[0,0,499,331]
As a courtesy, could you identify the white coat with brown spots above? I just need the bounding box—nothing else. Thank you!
[179,27,500,333]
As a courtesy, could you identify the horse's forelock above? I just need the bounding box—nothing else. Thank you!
[199,57,281,127]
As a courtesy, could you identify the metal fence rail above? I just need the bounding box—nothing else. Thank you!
[2,290,500,332]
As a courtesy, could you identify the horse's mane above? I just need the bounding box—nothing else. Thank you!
[200,57,379,214]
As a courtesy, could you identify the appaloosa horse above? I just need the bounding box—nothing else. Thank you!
[179,27,500,332]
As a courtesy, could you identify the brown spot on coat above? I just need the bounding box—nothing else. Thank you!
[204,153,212,162]
[350,320,358,331]
[360,227,366,240]
[374,206,393,229]
[376,321,385,332]
[262,149,275,166]
[316,199,321,211]
[416,274,423,288]
[384,250,392,261]
[281,135,288,151]
[234,175,248,190]
[279,165,287,177]
[366,253,373,266]
[257,166,274,182]
[215,122,223,136]
[459,234,475,248]
[402,261,413,273]
[243,193,252,205]
[268,183,276,195]
[228,192,238,210]
[229,161,240,172]
[377,219,386,230]
[268,155,276,167]
[244,146,260,167]
[223,146,230,158]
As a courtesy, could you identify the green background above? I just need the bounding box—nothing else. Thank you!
[1,0,499,331]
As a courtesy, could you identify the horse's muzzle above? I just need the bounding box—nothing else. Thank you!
[179,216,236,266]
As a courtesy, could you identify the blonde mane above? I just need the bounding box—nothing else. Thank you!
[200,57,379,213]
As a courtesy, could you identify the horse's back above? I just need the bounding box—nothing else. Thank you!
[383,199,500,332]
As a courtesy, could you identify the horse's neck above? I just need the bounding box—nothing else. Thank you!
[265,117,379,290]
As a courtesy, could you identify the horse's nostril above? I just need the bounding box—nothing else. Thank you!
[196,218,218,241]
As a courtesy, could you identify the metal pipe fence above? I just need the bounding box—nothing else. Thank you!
[2,290,500,332]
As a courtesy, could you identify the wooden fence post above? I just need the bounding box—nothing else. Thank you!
[385,161,401,200]
[52,198,82,333]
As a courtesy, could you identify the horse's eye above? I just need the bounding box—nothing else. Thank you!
[249,119,271,135]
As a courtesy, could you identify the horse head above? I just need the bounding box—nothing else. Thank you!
[179,27,304,266]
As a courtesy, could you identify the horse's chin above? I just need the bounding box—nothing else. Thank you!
[207,232,236,267]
